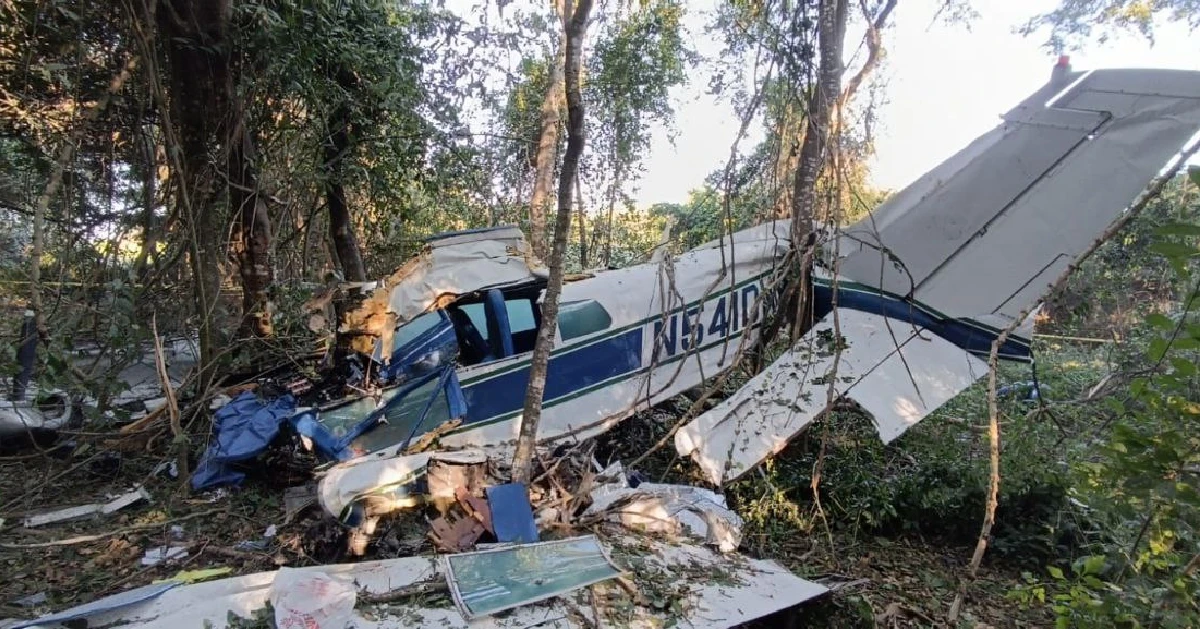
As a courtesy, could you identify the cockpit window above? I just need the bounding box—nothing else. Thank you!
[558,300,612,341]
[456,303,491,342]
[391,311,443,352]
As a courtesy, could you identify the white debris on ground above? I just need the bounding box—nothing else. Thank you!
[584,482,744,553]
[21,486,152,528]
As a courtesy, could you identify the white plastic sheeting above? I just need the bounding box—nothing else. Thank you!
[676,309,988,485]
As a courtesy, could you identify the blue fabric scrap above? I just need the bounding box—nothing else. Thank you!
[191,391,296,491]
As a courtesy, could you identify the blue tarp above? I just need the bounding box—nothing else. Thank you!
[191,391,297,491]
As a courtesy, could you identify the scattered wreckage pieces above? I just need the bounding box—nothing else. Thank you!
[21,485,152,528]
[40,533,826,629]
[140,545,189,567]
[317,449,489,527]
[428,511,487,554]
[0,390,77,438]
[675,308,989,485]
[7,581,182,629]
[583,482,744,553]
[282,484,317,524]
[428,489,491,554]
[428,485,496,554]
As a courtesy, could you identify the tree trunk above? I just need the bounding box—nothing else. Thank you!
[229,121,274,338]
[575,169,587,269]
[528,14,567,261]
[324,102,367,283]
[512,0,595,484]
[158,0,233,379]
[602,123,621,267]
[223,5,274,339]
[789,0,848,337]
[134,121,159,282]
[774,0,891,220]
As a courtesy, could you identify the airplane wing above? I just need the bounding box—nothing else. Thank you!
[834,67,1200,331]
[676,67,1200,485]
[675,308,987,485]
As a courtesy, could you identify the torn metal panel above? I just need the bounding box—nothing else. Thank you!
[675,309,988,485]
[639,539,829,627]
[0,391,76,437]
[584,483,744,552]
[340,225,548,356]
[22,486,152,528]
[9,581,181,629]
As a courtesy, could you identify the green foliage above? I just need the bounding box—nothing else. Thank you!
[586,0,690,173]
[1044,178,1200,337]
[648,186,757,251]
[1008,175,1200,628]
[236,0,471,278]
[727,363,1084,561]
[1022,0,1200,49]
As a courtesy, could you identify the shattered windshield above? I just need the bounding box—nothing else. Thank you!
[347,375,452,456]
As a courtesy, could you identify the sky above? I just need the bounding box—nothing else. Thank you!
[632,0,1200,206]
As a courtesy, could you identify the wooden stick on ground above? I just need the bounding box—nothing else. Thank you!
[152,314,189,489]
[0,509,223,549]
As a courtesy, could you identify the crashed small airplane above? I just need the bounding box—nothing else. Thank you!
[186,63,1200,528]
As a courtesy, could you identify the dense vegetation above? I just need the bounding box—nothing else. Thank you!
[1,0,1199,626]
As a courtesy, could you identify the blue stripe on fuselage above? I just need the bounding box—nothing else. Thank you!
[461,327,645,425]
[811,282,1032,361]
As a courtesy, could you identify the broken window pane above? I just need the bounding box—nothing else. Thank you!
[558,300,612,341]
[458,302,490,342]
[347,374,452,456]
[318,388,405,442]
[391,311,442,353]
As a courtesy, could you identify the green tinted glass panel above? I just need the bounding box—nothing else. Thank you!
[557,300,612,340]
[347,376,450,456]
[506,299,536,333]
